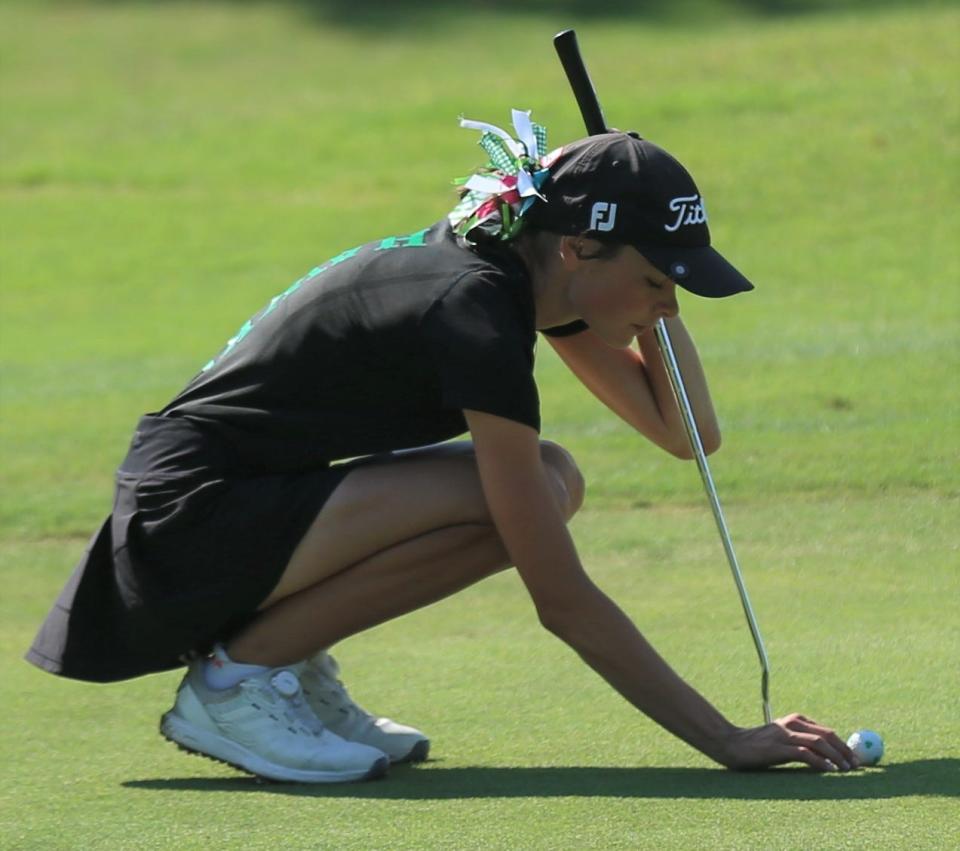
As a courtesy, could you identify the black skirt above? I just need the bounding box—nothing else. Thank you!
[25,415,355,683]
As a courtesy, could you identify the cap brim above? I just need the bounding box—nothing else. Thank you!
[636,244,754,299]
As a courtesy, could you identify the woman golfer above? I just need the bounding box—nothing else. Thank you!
[27,112,858,782]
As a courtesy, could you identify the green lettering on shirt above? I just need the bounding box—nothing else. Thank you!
[200,246,364,373]
[376,228,428,250]
[200,230,426,373]
[328,246,364,265]
[201,318,254,371]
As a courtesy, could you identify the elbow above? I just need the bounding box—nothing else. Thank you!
[534,581,605,642]
[664,428,722,460]
[700,428,722,457]
[666,442,695,461]
[537,605,571,640]
[535,594,589,642]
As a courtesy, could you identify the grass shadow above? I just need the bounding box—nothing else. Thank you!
[125,758,960,800]
[94,0,959,32]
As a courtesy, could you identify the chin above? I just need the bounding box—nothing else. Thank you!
[588,321,634,349]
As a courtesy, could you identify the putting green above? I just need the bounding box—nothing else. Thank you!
[2,1,957,848]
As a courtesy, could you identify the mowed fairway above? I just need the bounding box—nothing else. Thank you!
[2,1,958,848]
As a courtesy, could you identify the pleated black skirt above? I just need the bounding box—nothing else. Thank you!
[26,415,355,682]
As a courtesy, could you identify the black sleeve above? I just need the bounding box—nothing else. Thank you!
[421,273,540,432]
[541,319,589,338]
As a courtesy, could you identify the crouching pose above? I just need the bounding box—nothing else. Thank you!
[27,112,858,781]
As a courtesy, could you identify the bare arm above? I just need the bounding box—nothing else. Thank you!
[547,317,720,459]
[465,409,856,771]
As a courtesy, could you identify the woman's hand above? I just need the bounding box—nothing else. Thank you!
[719,713,860,772]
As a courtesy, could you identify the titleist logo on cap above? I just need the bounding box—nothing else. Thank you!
[665,194,707,232]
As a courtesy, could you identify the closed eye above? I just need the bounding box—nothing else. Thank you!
[645,277,664,291]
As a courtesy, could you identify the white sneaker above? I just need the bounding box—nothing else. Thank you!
[293,652,430,764]
[160,664,389,783]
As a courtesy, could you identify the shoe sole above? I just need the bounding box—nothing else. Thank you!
[160,712,389,784]
[394,739,430,764]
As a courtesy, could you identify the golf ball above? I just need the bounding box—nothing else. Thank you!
[847,729,884,766]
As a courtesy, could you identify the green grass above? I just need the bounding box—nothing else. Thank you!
[2,1,959,849]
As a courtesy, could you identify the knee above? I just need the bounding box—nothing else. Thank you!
[539,440,585,520]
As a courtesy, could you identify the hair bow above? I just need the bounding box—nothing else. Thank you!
[449,109,552,243]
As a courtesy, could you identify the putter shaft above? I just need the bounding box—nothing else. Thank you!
[654,319,773,725]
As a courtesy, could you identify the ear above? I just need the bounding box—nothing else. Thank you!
[559,236,609,267]
[558,235,582,270]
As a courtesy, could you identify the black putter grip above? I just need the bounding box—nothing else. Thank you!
[553,29,608,136]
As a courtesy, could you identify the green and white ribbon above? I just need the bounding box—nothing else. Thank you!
[449,109,551,242]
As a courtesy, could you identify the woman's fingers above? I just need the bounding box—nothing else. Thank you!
[724,712,860,772]
[790,730,849,771]
[819,725,859,768]
[777,714,858,770]
[793,745,837,772]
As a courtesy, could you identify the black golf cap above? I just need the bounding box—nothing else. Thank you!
[525,132,754,298]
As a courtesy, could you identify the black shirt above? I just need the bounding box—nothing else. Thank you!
[160,220,546,473]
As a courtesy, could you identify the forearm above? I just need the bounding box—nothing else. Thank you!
[549,587,738,765]
[491,477,738,763]
[465,410,736,763]
[547,322,720,458]
[636,317,720,455]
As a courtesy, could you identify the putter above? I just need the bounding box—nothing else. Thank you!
[553,28,773,725]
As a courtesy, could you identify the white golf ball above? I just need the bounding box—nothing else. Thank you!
[847,729,884,766]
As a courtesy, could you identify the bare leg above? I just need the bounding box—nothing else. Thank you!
[228,523,507,665]
[227,441,583,666]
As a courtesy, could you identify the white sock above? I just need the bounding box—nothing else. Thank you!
[203,644,270,691]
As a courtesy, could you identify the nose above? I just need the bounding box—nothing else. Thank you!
[657,294,680,320]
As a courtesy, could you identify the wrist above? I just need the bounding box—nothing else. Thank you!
[699,720,744,768]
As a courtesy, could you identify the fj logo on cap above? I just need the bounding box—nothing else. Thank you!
[590,201,618,233]
[665,195,707,232]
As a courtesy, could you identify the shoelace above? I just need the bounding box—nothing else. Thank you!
[305,667,377,731]
[315,678,361,718]
[264,670,326,737]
